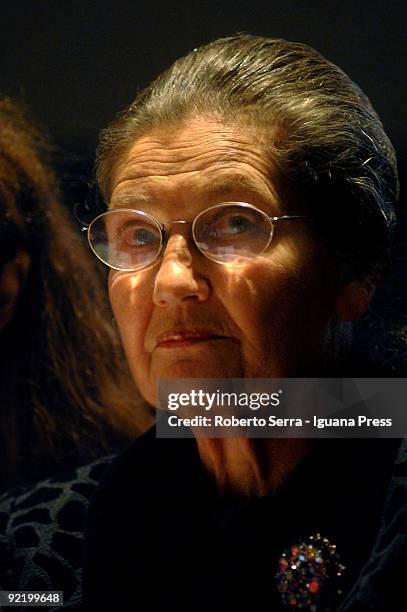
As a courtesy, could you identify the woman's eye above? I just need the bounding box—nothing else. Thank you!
[227,215,255,234]
[211,214,256,237]
[120,224,158,247]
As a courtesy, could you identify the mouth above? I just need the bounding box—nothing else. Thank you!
[155,330,228,348]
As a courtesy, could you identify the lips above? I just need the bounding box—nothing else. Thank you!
[155,329,227,348]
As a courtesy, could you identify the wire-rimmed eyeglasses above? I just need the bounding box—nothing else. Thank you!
[84,201,307,271]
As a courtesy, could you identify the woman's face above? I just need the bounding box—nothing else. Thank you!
[108,117,340,406]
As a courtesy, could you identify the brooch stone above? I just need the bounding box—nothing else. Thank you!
[275,533,346,610]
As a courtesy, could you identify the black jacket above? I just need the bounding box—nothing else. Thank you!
[0,428,405,611]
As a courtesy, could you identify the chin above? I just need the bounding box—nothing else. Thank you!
[136,360,243,408]
[164,356,245,377]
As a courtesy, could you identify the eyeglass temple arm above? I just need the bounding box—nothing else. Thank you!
[271,215,308,223]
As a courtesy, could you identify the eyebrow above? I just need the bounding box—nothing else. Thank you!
[203,175,277,202]
[109,173,278,210]
[110,189,151,209]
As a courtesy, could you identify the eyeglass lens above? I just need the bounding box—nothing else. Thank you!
[89,210,162,270]
[193,204,272,263]
[88,204,273,270]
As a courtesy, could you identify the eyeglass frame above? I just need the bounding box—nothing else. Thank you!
[83,201,308,271]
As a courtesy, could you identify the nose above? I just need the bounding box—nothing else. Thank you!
[153,233,210,307]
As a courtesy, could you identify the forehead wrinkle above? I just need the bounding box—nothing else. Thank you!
[113,168,278,200]
[114,132,273,182]
[109,169,282,219]
[123,125,257,160]
[110,121,285,212]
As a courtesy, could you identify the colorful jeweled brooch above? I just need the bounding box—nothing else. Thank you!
[275,533,346,610]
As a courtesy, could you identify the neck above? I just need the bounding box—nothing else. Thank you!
[196,437,312,498]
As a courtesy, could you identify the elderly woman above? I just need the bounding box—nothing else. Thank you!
[0,98,148,490]
[0,36,403,611]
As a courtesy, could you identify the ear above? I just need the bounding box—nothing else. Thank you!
[335,280,375,321]
[0,250,31,332]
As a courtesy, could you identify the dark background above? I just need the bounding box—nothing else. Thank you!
[1,2,405,165]
[1,0,406,367]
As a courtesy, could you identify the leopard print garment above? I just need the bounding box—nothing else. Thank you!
[0,455,114,610]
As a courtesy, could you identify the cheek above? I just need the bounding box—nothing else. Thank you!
[108,272,153,379]
[219,263,302,347]
[216,242,334,375]
[223,244,311,323]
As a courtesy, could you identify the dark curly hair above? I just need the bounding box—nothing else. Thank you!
[0,98,151,488]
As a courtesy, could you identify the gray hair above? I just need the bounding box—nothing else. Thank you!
[96,34,399,282]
